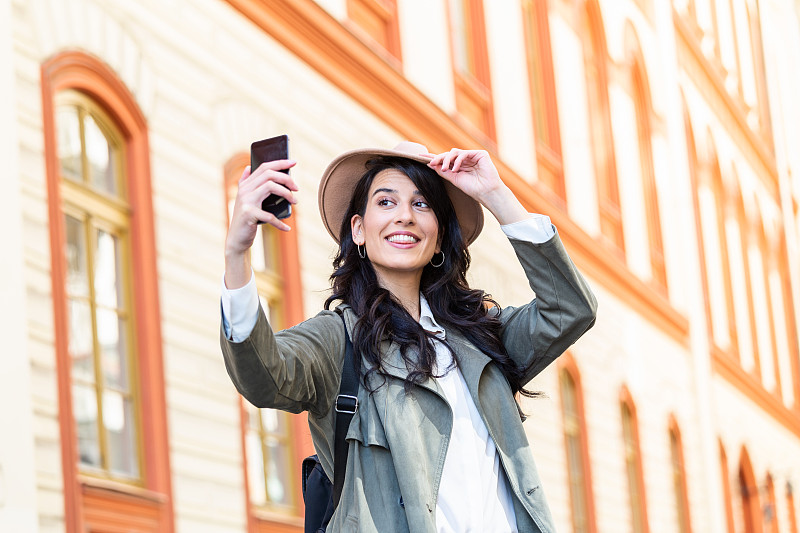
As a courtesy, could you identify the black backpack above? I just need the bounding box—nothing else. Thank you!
[301,312,359,533]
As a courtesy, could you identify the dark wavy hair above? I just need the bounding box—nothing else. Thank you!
[324,156,538,398]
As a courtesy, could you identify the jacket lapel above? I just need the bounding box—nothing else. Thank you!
[341,306,445,398]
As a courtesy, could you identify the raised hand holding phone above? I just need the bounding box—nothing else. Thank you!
[225,135,298,289]
[251,135,293,221]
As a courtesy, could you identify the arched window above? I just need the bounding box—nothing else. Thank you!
[765,474,779,533]
[559,357,597,533]
[750,210,780,394]
[668,418,692,533]
[522,0,565,203]
[581,0,623,254]
[621,387,649,533]
[732,182,761,377]
[448,0,495,140]
[223,154,308,529]
[719,440,735,533]
[630,44,667,291]
[696,143,738,357]
[42,51,172,532]
[738,447,761,533]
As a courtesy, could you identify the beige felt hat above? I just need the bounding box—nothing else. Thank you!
[317,141,484,245]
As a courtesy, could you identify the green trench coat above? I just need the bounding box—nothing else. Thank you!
[220,232,597,532]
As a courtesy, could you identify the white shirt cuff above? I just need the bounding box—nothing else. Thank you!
[500,214,555,243]
[221,270,260,342]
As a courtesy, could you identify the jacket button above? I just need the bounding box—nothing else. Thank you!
[399,496,404,509]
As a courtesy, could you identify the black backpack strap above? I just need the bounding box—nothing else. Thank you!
[332,310,359,508]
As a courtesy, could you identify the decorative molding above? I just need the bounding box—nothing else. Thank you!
[712,349,800,439]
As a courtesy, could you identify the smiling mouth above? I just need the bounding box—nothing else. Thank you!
[386,234,419,244]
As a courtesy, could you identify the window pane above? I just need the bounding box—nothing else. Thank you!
[84,114,117,196]
[265,436,291,505]
[246,429,267,505]
[252,225,267,272]
[94,229,122,309]
[97,309,128,391]
[261,408,287,435]
[68,299,94,382]
[57,106,83,181]
[103,390,139,478]
[73,383,101,468]
[449,0,472,75]
[65,215,89,298]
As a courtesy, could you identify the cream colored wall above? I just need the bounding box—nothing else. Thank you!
[0,0,40,531]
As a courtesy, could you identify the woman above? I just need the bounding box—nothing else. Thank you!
[221,142,597,532]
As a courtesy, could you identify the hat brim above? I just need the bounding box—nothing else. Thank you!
[318,147,484,245]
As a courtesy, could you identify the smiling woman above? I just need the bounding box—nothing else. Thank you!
[220,142,597,533]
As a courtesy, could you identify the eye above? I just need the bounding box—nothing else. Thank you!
[376,197,395,207]
[413,199,430,209]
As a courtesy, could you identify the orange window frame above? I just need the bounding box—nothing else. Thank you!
[448,0,496,142]
[631,57,667,292]
[668,417,692,533]
[718,441,735,533]
[620,387,650,533]
[581,0,623,254]
[738,447,761,533]
[558,355,597,533]
[223,154,311,532]
[41,51,173,533]
[522,0,565,204]
[346,0,402,64]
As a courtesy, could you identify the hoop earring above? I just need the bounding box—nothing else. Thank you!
[430,251,445,268]
[357,244,366,259]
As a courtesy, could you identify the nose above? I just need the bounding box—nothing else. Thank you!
[395,202,415,225]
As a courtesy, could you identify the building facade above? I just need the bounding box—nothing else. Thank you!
[1,0,799,532]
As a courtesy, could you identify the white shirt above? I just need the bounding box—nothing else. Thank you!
[419,293,518,533]
[221,214,555,532]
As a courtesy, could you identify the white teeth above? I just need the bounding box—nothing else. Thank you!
[387,234,418,244]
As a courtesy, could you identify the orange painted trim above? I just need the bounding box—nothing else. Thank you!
[712,348,800,438]
[445,0,497,144]
[558,354,598,533]
[667,416,693,533]
[345,0,402,66]
[684,105,716,344]
[779,237,800,412]
[620,386,651,533]
[788,482,799,533]
[582,0,625,254]
[673,9,778,198]
[41,50,174,533]
[738,447,764,533]
[765,474,779,533]
[626,29,668,293]
[718,440,735,533]
[41,53,83,533]
[735,191,762,381]
[220,0,690,346]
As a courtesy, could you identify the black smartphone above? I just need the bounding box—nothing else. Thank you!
[250,135,292,220]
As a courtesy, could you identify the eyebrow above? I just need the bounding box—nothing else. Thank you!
[371,188,422,197]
